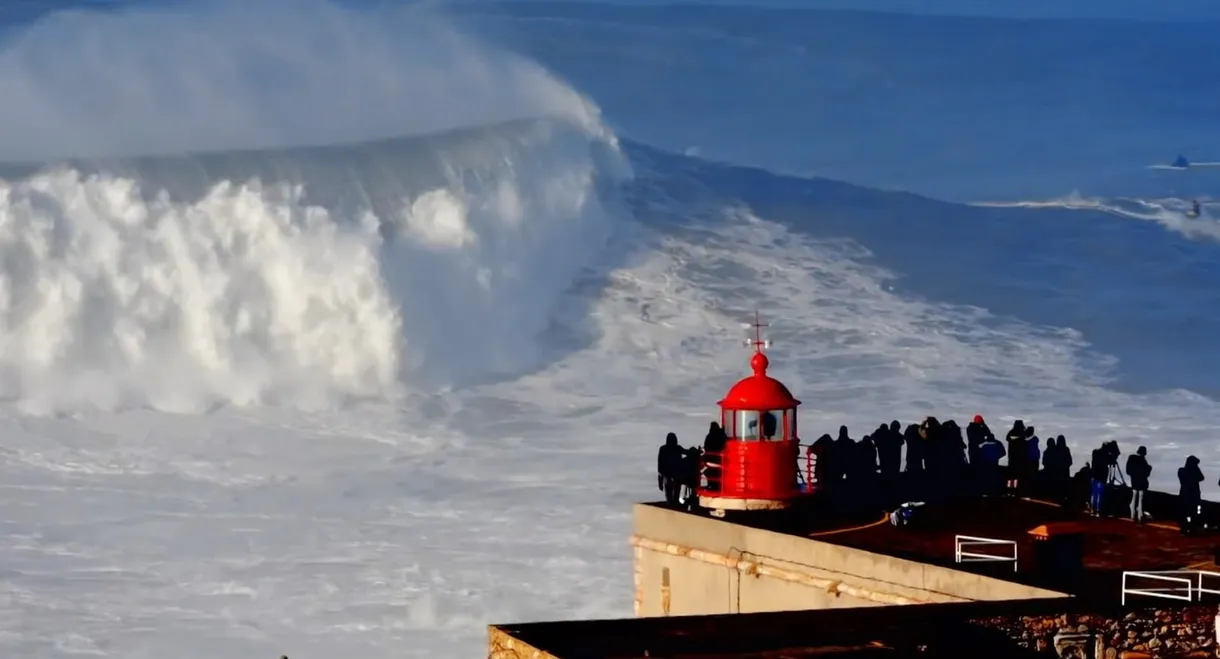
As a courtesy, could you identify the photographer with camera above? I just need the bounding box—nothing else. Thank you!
[1088,441,1123,516]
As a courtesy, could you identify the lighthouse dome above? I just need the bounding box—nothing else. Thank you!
[718,352,801,410]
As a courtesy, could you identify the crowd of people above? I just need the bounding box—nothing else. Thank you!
[657,414,1216,534]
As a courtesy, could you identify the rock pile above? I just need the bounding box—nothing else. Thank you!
[968,607,1219,658]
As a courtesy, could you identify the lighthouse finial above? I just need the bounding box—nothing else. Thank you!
[743,311,770,353]
[742,311,772,376]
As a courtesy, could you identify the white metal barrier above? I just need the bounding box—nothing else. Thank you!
[954,535,1018,572]
[1121,570,1220,606]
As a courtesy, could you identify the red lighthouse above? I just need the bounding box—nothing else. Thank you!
[698,313,802,517]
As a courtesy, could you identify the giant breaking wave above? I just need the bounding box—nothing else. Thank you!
[0,0,630,414]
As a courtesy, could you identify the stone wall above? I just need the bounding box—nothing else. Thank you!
[969,606,1219,659]
[631,504,1066,616]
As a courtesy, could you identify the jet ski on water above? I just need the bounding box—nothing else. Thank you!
[1173,154,1191,169]
[1187,199,1202,218]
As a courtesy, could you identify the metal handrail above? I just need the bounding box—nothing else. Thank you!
[1122,570,1220,605]
[954,535,1018,572]
[804,449,818,492]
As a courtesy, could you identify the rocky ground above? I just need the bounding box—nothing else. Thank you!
[969,607,1219,658]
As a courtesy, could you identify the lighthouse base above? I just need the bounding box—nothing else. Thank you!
[698,495,793,517]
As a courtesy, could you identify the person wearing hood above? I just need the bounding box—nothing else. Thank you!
[828,426,855,495]
[657,432,685,505]
[966,414,993,466]
[976,433,1006,495]
[1043,436,1073,479]
[942,420,968,469]
[1042,435,1073,503]
[1178,456,1205,535]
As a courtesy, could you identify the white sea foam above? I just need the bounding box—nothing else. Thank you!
[0,0,628,414]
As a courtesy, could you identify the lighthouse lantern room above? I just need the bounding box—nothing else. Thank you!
[697,313,802,516]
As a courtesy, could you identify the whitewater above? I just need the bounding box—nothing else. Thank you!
[1,0,1219,657]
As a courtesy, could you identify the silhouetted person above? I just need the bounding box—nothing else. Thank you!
[939,419,967,495]
[874,422,903,480]
[942,419,967,469]
[1179,456,1205,535]
[903,424,923,474]
[1042,435,1073,502]
[1126,446,1151,522]
[658,432,684,505]
[976,434,1006,495]
[1068,465,1092,512]
[1024,426,1040,493]
[831,426,855,495]
[679,446,702,508]
[1059,436,1074,478]
[703,422,727,492]
[1005,420,1027,496]
[1042,435,1069,478]
[919,417,946,497]
[1025,424,1040,467]
[966,414,993,466]
[856,434,879,504]
[811,433,834,491]
[761,411,779,439]
[1089,445,1109,515]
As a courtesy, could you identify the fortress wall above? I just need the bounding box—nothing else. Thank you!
[631,504,1068,616]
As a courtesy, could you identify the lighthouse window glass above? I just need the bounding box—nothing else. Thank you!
[721,411,735,438]
[761,411,780,440]
[786,410,797,440]
[737,411,760,440]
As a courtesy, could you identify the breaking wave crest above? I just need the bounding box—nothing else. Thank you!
[0,1,630,415]
[0,121,628,415]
